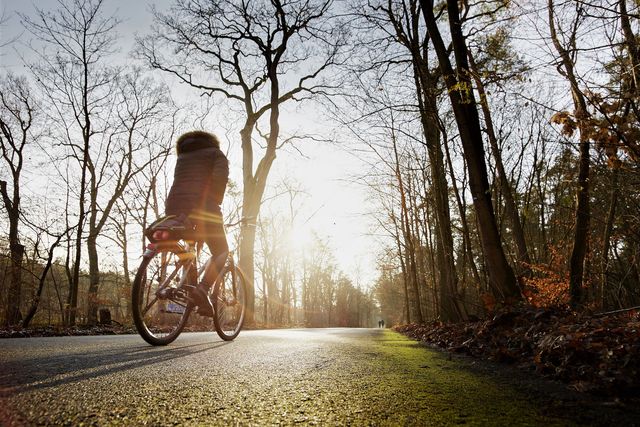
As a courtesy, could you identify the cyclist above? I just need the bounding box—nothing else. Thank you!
[163,130,229,317]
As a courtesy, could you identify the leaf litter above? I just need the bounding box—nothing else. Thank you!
[394,306,640,397]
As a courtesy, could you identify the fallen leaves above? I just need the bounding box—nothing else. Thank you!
[0,324,137,338]
[395,306,640,397]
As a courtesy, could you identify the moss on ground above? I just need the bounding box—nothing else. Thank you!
[373,330,574,426]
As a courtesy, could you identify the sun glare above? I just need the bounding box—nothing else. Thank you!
[257,142,379,285]
[287,223,315,253]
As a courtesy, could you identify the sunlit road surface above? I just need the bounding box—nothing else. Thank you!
[0,328,634,426]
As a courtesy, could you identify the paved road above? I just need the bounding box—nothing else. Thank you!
[0,328,637,426]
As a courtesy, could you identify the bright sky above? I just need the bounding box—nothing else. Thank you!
[0,0,381,287]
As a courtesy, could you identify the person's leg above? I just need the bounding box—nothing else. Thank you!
[202,217,229,288]
[189,211,228,316]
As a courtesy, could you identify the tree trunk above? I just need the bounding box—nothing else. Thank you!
[67,129,90,326]
[238,62,281,325]
[620,0,640,99]
[392,131,424,323]
[23,236,64,328]
[262,269,268,325]
[420,93,461,321]
[617,0,640,160]
[535,152,548,263]
[443,134,482,288]
[420,0,520,301]
[68,213,83,325]
[422,194,440,316]
[2,180,24,326]
[385,0,460,320]
[406,173,429,320]
[468,52,532,275]
[548,0,591,308]
[121,221,132,321]
[239,214,258,325]
[391,208,411,324]
[86,233,100,325]
[600,168,619,310]
[6,242,24,326]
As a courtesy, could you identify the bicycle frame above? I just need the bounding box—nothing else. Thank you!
[142,239,226,291]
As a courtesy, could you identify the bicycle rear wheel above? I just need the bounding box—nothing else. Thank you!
[213,263,247,341]
[132,247,194,345]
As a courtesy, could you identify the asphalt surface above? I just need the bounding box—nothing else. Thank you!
[1,328,638,426]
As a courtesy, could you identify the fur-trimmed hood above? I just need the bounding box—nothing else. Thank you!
[176,131,221,154]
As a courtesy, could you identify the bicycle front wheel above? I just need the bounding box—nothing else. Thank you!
[213,264,247,341]
[132,247,194,345]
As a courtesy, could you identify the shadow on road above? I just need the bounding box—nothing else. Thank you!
[0,339,230,394]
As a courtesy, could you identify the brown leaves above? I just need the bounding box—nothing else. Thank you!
[521,263,569,308]
[534,314,640,394]
[395,307,640,396]
[480,293,496,312]
[550,111,578,137]
[550,93,640,166]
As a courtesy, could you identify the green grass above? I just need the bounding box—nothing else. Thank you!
[371,330,573,426]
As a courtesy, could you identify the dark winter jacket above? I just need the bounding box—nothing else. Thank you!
[165,136,229,216]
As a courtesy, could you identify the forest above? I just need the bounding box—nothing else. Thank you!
[1,0,639,333]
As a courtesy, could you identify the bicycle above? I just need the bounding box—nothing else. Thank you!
[132,216,248,346]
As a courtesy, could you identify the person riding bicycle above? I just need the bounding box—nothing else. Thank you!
[162,130,229,317]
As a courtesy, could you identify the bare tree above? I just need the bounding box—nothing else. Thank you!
[547,0,591,308]
[21,223,72,328]
[301,233,337,326]
[369,0,462,320]
[0,73,37,325]
[255,180,306,325]
[84,70,175,324]
[21,0,120,325]
[419,0,520,301]
[22,1,176,324]
[108,114,177,320]
[0,9,19,50]
[467,34,532,275]
[138,0,345,323]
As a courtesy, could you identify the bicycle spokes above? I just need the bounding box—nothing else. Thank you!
[213,265,246,341]
[132,249,194,345]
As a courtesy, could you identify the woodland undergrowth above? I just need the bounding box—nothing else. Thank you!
[395,306,640,397]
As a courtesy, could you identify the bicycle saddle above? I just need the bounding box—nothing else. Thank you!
[145,214,196,242]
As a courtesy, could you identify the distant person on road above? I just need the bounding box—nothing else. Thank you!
[160,131,229,317]
[381,319,385,328]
